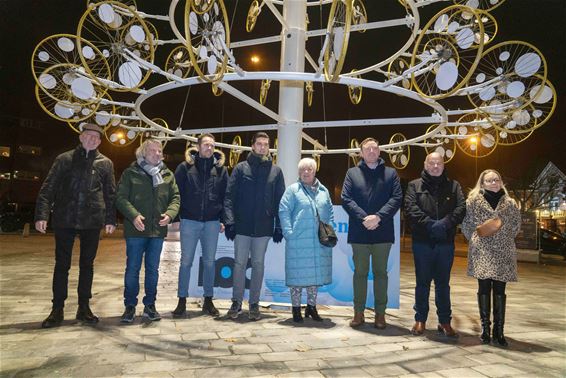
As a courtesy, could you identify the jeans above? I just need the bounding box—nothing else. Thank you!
[232,235,270,305]
[178,219,220,298]
[52,228,101,308]
[351,243,392,314]
[124,237,164,307]
[412,241,455,324]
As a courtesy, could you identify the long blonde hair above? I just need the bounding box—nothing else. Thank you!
[467,169,510,201]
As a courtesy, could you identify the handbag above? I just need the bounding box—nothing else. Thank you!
[301,184,337,248]
[318,219,338,247]
[476,217,502,237]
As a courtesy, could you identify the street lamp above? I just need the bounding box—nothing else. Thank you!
[470,136,478,178]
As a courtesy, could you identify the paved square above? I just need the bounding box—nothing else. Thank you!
[1,235,564,377]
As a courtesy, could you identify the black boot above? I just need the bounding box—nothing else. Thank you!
[202,296,219,316]
[172,297,187,318]
[478,294,491,344]
[493,294,508,347]
[76,304,99,324]
[42,307,64,328]
[292,306,303,323]
[304,304,323,322]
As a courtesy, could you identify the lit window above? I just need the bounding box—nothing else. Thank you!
[17,145,42,155]
[13,171,40,181]
[0,146,10,158]
[0,172,11,180]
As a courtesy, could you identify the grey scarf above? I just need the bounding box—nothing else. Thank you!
[137,157,164,187]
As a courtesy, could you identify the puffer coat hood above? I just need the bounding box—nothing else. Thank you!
[175,148,228,222]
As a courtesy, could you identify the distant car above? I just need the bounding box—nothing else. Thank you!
[539,228,566,258]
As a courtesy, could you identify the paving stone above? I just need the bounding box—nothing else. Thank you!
[230,343,272,354]
[361,363,412,376]
[471,363,526,377]
[465,352,517,365]
[284,358,331,372]
[277,370,325,377]
[320,367,373,377]
[218,354,265,366]
[260,351,304,362]
[436,367,488,377]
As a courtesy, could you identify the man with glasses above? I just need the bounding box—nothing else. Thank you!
[405,152,466,337]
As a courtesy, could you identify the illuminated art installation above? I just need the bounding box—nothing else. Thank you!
[31,0,556,182]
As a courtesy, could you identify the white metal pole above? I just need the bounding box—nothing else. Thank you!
[277,0,306,186]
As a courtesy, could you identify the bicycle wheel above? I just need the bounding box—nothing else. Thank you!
[467,41,547,116]
[389,133,410,169]
[77,1,155,91]
[455,112,498,158]
[184,0,229,83]
[453,0,506,12]
[411,5,484,99]
[32,34,110,105]
[424,125,457,163]
[246,0,261,33]
[323,0,352,82]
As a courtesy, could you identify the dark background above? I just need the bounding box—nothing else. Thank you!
[1,0,565,206]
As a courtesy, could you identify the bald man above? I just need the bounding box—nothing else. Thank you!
[405,152,465,337]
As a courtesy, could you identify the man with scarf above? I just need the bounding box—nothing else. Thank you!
[405,152,466,337]
[35,123,116,328]
[342,138,403,330]
[223,132,285,321]
[116,139,179,323]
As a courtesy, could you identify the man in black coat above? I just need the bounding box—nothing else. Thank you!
[342,138,403,329]
[35,123,116,328]
[172,133,228,318]
[223,132,285,320]
[405,152,466,337]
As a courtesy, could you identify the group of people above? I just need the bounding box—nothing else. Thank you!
[34,125,521,347]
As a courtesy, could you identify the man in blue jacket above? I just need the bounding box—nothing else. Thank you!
[172,134,228,318]
[342,138,402,329]
[223,132,285,320]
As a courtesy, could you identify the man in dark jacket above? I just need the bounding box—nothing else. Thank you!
[171,133,228,318]
[405,152,466,337]
[34,123,116,328]
[224,132,285,320]
[342,138,402,329]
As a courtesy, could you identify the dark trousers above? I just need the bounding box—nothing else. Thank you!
[478,279,506,296]
[412,241,454,324]
[52,228,101,308]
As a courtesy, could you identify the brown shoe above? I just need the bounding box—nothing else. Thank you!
[411,321,426,335]
[374,314,386,329]
[349,312,365,327]
[437,323,458,338]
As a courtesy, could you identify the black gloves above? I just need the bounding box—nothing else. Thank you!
[429,217,451,242]
[272,227,283,243]
[225,224,236,241]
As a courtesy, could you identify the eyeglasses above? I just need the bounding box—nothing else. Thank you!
[484,178,501,184]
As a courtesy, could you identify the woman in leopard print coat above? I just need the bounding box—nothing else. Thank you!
[462,169,520,347]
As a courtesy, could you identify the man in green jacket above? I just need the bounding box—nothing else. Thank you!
[116,139,180,323]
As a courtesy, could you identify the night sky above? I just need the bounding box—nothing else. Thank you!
[1,0,564,200]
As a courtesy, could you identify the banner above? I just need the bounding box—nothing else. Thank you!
[167,208,400,309]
